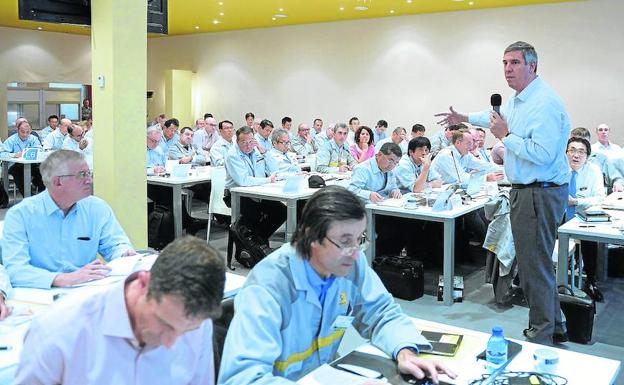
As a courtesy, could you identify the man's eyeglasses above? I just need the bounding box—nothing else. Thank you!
[57,170,93,180]
[239,140,255,146]
[325,233,368,256]
[567,148,587,156]
[277,140,290,145]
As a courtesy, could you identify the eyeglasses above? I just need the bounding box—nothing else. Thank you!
[567,148,587,156]
[238,140,255,146]
[325,233,369,256]
[277,140,290,145]
[57,170,93,180]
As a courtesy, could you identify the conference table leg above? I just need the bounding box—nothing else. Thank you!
[596,242,608,282]
[365,210,375,266]
[557,233,570,287]
[172,184,183,238]
[2,163,8,197]
[24,164,32,198]
[285,199,297,242]
[442,219,455,306]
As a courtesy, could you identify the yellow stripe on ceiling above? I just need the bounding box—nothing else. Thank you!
[0,0,581,36]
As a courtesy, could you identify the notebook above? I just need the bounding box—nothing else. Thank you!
[171,163,192,178]
[465,171,487,197]
[420,330,463,356]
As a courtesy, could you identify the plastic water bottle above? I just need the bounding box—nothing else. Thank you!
[486,326,508,372]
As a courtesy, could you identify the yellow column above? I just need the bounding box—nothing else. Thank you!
[165,69,193,128]
[91,0,147,247]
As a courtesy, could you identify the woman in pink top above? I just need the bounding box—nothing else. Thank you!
[350,126,375,163]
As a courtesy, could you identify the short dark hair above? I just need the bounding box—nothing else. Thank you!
[571,127,591,140]
[475,127,486,135]
[349,117,359,125]
[313,118,323,125]
[148,236,225,319]
[282,116,292,125]
[180,126,193,135]
[567,137,591,156]
[376,120,388,128]
[379,142,402,158]
[164,118,179,128]
[48,115,59,122]
[447,123,467,131]
[236,125,254,138]
[245,112,255,120]
[354,126,374,145]
[411,124,425,133]
[292,186,365,260]
[408,137,431,153]
[260,119,274,129]
[204,113,214,119]
[219,120,233,130]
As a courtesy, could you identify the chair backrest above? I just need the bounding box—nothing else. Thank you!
[209,166,231,217]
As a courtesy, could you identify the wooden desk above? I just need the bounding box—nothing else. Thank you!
[147,166,212,237]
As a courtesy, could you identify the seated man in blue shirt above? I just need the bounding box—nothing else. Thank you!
[168,126,208,165]
[159,118,180,153]
[395,137,443,193]
[0,119,46,197]
[146,127,166,175]
[265,128,302,179]
[2,150,135,288]
[218,186,456,384]
[224,126,286,242]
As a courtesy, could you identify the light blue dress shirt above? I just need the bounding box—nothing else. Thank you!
[469,77,570,185]
[265,148,301,180]
[146,146,166,168]
[39,126,54,141]
[0,134,42,168]
[430,146,499,188]
[168,142,207,165]
[255,133,273,153]
[373,130,388,144]
[429,131,451,157]
[348,157,399,202]
[42,129,67,150]
[224,144,270,189]
[0,265,13,299]
[2,191,133,288]
[395,155,441,193]
[158,133,179,154]
[315,140,356,173]
[290,135,317,156]
[210,138,234,167]
[374,137,407,156]
[313,131,331,150]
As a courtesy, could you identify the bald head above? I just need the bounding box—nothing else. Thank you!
[205,117,217,134]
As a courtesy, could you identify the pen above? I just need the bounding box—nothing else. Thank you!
[77,237,91,241]
[579,225,595,228]
[0,346,12,351]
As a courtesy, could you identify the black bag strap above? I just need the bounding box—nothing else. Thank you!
[557,284,575,297]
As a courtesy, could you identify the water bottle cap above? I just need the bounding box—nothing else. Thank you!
[492,326,503,334]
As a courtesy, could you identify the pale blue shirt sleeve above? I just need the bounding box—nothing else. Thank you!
[315,143,338,173]
[395,158,416,192]
[210,141,229,167]
[0,264,13,299]
[576,163,606,208]
[146,147,166,168]
[430,149,471,187]
[348,163,376,201]
[225,149,270,187]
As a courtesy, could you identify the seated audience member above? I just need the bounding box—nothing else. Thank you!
[210,120,235,167]
[43,117,71,151]
[194,117,220,155]
[431,129,503,187]
[491,139,505,165]
[281,116,292,130]
[374,119,389,143]
[146,127,166,174]
[396,137,443,193]
[0,264,13,320]
[290,123,318,156]
[148,113,166,131]
[411,123,426,139]
[63,124,93,169]
[571,127,591,140]
[15,236,224,385]
[311,118,323,137]
[565,137,605,301]
[348,142,402,203]
[265,128,302,179]
[350,125,375,163]
[430,123,464,158]
[347,116,360,145]
[159,118,180,153]
[2,150,134,288]
[315,123,356,173]
[245,112,255,129]
[313,123,334,149]
[470,127,492,163]
[40,114,59,141]
[83,118,94,139]
[218,186,456,384]
[168,127,207,165]
[224,126,285,241]
[592,123,620,157]
[193,118,206,131]
[254,119,274,154]
[375,126,408,155]
[0,119,45,196]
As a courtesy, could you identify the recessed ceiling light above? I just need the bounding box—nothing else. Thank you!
[354,6,368,11]
[37,26,43,30]
[194,25,199,29]
[274,13,288,18]
[219,12,224,16]
[339,6,345,11]
[213,19,220,24]
[278,8,284,12]
[390,9,395,13]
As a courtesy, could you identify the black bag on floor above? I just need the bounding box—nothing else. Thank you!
[227,219,271,269]
[373,255,424,300]
[148,204,174,251]
[558,285,595,344]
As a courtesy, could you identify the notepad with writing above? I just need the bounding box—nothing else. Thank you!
[420,330,463,357]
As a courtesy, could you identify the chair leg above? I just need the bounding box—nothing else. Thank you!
[206,214,212,242]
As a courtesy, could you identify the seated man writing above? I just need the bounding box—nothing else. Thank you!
[218,186,456,384]
[2,150,135,288]
[15,236,225,385]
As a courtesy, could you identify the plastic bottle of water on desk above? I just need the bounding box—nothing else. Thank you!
[486,326,508,372]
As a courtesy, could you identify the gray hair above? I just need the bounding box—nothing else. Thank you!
[271,128,290,144]
[147,126,161,136]
[505,41,538,73]
[393,126,406,135]
[334,123,348,133]
[40,149,86,189]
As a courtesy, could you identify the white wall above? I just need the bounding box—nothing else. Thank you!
[147,0,624,145]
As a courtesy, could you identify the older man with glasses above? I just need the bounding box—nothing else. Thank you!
[219,186,456,384]
[1,150,135,289]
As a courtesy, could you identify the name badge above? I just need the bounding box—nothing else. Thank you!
[331,315,354,330]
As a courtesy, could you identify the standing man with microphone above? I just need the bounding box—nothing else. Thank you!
[435,41,571,346]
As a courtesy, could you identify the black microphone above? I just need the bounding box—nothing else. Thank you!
[490,94,502,115]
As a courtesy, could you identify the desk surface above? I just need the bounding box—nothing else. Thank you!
[146,166,213,186]
[230,175,350,200]
[299,318,621,385]
[559,215,624,242]
[366,197,488,220]
[0,157,42,164]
